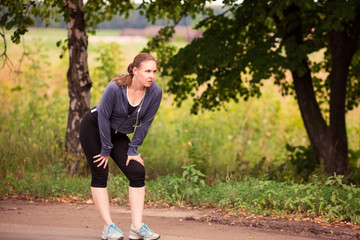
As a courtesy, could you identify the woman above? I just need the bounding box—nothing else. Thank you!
[80,53,162,240]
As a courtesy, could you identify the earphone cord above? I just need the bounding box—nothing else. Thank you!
[133,99,143,129]
[133,77,145,129]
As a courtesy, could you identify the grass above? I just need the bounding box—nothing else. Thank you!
[1,28,359,178]
[0,28,359,224]
[2,164,359,225]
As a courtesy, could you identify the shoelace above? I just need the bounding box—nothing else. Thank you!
[138,224,153,237]
[106,223,123,236]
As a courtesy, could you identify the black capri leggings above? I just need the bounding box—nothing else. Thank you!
[79,110,145,188]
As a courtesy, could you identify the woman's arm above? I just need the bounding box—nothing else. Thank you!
[127,89,162,157]
[97,82,117,157]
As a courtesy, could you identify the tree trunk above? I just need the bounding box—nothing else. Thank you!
[279,5,332,174]
[64,0,92,175]
[327,12,360,175]
[291,65,333,171]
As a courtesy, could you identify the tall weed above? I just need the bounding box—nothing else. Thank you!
[0,39,68,179]
[1,163,359,225]
[0,30,359,186]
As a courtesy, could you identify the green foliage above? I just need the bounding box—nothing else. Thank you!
[286,144,318,181]
[347,48,360,111]
[94,42,124,83]
[90,41,124,105]
[0,38,68,179]
[142,0,360,114]
[141,0,360,177]
[182,164,206,186]
[84,0,134,34]
[1,0,134,45]
[348,149,360,184]
[139,0,213,69]
[55,39,68,59]
[107,174,129,205]
[138,0,211,25]
[321,174,360,222]
[199,174,360,224]
[0,1,37,44]
[2,162,90,199]
[21,38,51,92]
[2,169,359,224]
[2,33,359,183]
[1,31,359,226]
[146,164,206,206]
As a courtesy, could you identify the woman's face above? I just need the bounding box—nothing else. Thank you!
[133,60,157,88]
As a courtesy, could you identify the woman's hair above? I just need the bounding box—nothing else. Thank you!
[112,52,157,87]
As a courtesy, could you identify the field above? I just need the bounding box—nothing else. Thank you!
[0,28,360,224]
[1,28,359,178]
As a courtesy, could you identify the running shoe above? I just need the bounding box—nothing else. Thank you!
[101,222,125,240]
[129,223,160,240]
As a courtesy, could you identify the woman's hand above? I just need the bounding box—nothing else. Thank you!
[93,154,109,168]
[126,154,144,166]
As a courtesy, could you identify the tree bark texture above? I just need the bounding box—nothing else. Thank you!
[291,65,336,172]
[64,0,92,175]
[327,11,360,175]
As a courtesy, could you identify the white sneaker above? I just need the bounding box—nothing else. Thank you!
[129,223,160,240]
[101,223,125,240]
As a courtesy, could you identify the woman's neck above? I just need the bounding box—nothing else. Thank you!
[127,80,146,106]
[128,78,146,92]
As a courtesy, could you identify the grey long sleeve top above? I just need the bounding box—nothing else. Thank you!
[96,79,162,157]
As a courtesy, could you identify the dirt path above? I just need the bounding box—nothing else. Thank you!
[0,199,358,240]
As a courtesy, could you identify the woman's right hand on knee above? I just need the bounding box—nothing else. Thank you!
[126,154,144,166]
[93,154,109,168]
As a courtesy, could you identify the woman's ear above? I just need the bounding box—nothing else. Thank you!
[133,67,138,76]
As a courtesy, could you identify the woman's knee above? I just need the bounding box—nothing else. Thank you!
[91,170,108,188]
[126,161,145,188]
